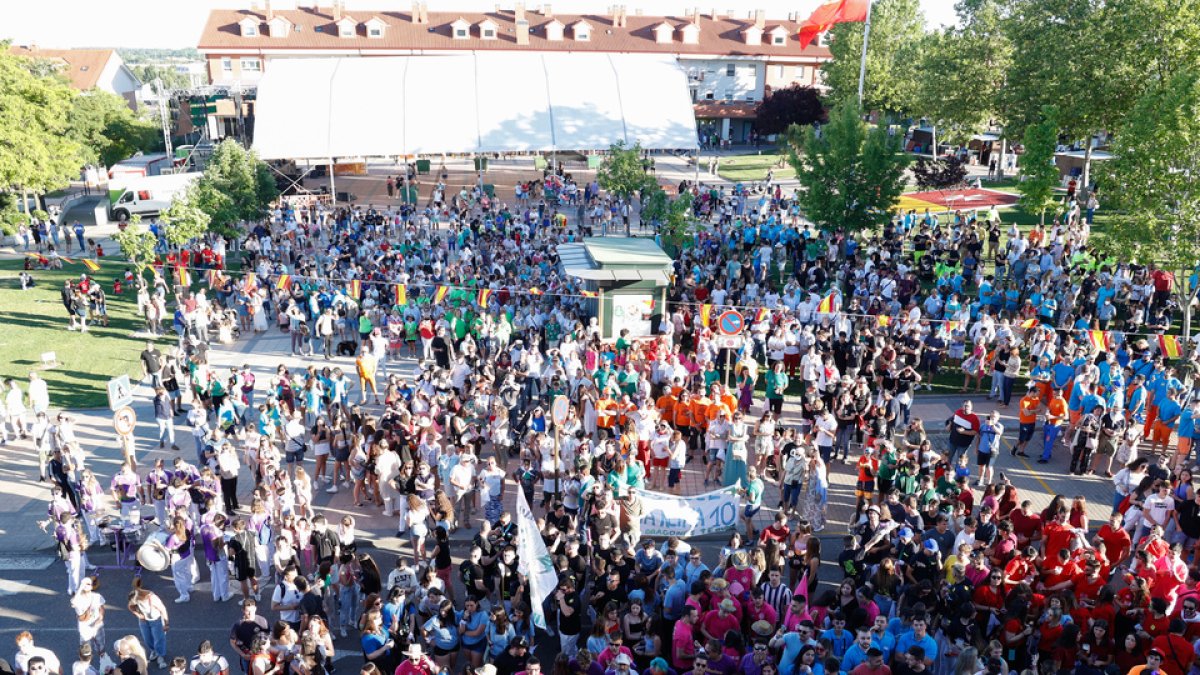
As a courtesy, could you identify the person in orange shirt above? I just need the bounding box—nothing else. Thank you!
[1039,389,1068,463]
[355,345,380,405]
[674,390,696,449]
[1015,385,1041,458]
[597,395,618,433]
[656,390,677,423]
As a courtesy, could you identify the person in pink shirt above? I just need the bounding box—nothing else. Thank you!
[700,599,741,643]
[745,589,779,631]
[782,595,812,632]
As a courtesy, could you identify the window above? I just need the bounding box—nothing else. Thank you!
[243,24,258,37]
[338,25,354,37]
[221,57,233,73]
[241,58,262,73]
[704,91,714,100]
[776,65,785,78]
[576,30,589,40]
[454,28,468,38]
[483,28,495,38]
[368,26,383,37]
[772,34,785,45]
[794,66,807,80]
[726,64,735,77]
[724,91,733,101]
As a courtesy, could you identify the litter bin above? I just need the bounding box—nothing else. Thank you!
[415,159,431,174]
[473,157,489,171]
[483,184,495,198]
[534,156,547,170]
[399,186,418,203]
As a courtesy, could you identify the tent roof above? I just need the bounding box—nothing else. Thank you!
[252,53,699,160]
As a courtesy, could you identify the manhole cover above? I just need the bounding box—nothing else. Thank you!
[0,556,56,571]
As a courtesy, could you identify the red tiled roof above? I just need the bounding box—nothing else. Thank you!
[197,7,831,59]
[693,101,758,119]
[9,46,117,90]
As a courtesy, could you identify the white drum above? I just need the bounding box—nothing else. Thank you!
[136,532,171,572]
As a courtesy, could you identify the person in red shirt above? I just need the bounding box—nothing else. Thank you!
[1095,512,1132,567]
[1144,598,1173,638]
[1073,559,1108,605]
[1038,548,1077,594]
[758,512,790,546]
[699,599,741,643]
[1041,510,1076,564]
[394,644,436,675]
[1008,501,1043,548]
[1152,619,1194,675]
[972,569,1006,616]
[1003,547,1038,589]
[1152,542,1189,607]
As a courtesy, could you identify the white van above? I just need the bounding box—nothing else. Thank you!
[108,173,203,221]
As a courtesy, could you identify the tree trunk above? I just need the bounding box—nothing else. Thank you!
[1081,140,1094,191]
[19,186,29,215]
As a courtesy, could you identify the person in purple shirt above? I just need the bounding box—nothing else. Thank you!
[699,640,737,675]
[142,459,171,526]
[739,641,774,675]
[110,461,141,519]
[201,513,232,603]
[55,511,85,594]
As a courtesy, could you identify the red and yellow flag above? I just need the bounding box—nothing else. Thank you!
[276,274,292,291]
[878,315,891,327]
[395,284,408,306]
[700,304,713,327]
[348,279,361,300]
[754,307,769,323]
[176,267,191,287]
[1087,329,1107,352]
[81,259,101,272]
[245,274,258,293]
[529,287,544,296]
[478,289,493,307]
[60,256,75,264]
[433,286,449,304]
[1020,318,1038,330]
[817,293,835,313]
[1159,335,1182,359]
[945,320,959,332]
[207,269,222,287]
[581,290,598,298]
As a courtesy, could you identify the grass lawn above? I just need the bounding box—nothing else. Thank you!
[716,152,795,183]
[0,259,174,409]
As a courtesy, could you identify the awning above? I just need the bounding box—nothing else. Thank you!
[253,52,700,160]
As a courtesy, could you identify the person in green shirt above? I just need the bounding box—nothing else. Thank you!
[876,443,899,496]
[740,465,765,539]
[357,313,373,342]
[764,363,789,415]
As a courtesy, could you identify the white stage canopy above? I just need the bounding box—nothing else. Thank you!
[252,52,700,160]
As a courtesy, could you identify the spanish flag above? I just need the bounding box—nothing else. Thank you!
[1159,335,1183,359]
[81,259,101,272]
[529,287,544,296]
[1087,329,1107,352]
[60,256,75,264]
[395,284,408,306]
[878,315,891,327]
[207,269,222,287]
[245,274,258,293]
[945,320,958,332]
[478,289,493,307]
[817,293,835,313]
[700,304,713,327]
[176,267,191,287]
[347,279,361,300]
[581,290,598,298]
[433,286,449,304]
[276,274,292,291]
[754,307,769,323]
[1020,318,1038,330]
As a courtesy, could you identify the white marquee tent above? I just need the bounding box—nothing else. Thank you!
[252,52,700,160]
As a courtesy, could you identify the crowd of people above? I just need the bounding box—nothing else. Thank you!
[8,160,1200,675]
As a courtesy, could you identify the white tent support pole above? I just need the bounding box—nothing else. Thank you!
[857,0,873,107]
[329,159,336,205]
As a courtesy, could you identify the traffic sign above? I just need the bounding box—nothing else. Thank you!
[107,374,133,411]
[716,310,745,336]
[551,395,570,427]
[113,406,137,436]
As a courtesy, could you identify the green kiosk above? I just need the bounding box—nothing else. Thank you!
[559,238,674,339]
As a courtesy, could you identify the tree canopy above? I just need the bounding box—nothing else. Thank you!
[1097,69,1200,277]
[911,156,968,191]
[190,140,279,238]
[597,141,653,200]
[753,85,825,136]
[821,0,925,117]
[1016,105,1060,226]
[68,89,162,167]
[0,44,86,195]
[786,103,909,233]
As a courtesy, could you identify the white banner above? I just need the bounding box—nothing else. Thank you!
[634,486,741,538]
[516,488,559,629]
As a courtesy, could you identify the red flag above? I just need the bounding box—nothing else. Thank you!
[348,279,361,300]
[1087,330,1107,352]
[798,0,869,49]
[817,293,835,313]
[1159,335,1182,359]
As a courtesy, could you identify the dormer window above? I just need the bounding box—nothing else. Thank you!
[571,20,592,41]
[365,17,387,38]
[742,26,762,46]
[239,17,260,37]
[652,22,673,44]
[478,18,499,39]
[451,18,471,39]
[768,26,789,46]
[336,17,357,37]
[679,23,700,45]
[268,16,292,38]
[543,19,564,41]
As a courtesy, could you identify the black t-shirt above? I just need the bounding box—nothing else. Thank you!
[230,616,270,652]
[1179,500,1200,539]
[838,548,865,581]
[311,529,338,563]
[909,551,942,583]
[141,348,162,373]
[558,591,582,635]
[461,561,487,600]
[299,590,327,623]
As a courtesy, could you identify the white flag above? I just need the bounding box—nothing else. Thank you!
[515,488,558,629]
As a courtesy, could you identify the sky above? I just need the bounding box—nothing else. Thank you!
[6,0,959,50]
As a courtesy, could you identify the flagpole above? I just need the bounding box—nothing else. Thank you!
[856,0,873,106]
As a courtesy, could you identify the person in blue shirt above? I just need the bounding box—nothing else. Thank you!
[1127,374,1148,426]
[894,615,938,666]
[1174,400,1200,472]
[1150,389,1183,457]
[771,625,817,675]
[1051,358,1075,392]
[840,628,876,673]
[820,612,854,660]
[661,567,688,622]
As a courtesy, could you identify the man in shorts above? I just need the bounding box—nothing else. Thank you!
[976,411,1004,487]
[1014,385,1040,457]
[226,517,260,602]
[854,444,878,520]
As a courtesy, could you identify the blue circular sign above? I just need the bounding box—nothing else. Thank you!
[717,310,744,336]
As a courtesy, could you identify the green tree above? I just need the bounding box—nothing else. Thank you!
[1099,69,1200,335]
[753,85,826,135]
[597,141,653,201]
[68,90,162,167]
[160,185,212,246]
[0,44,87,201]
[641,187,697,250]
[1016,105,1060,226]
[915,0,1012,144]
[129,64,191,93]
[821,0,926,116]
[191,140,279,238]
[785,103,909,233]
[112,216,158,275]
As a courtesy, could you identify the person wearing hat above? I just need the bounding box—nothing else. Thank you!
[394,644,435,675]
[492,636,530,675]
[699,597,741,643]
